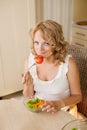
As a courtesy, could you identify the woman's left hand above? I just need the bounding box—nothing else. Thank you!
[41,100,63,114]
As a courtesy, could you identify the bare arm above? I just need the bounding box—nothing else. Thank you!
[22,59,34,98]
[62,58,82,106]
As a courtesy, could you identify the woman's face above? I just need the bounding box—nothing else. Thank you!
[33,30,54,58]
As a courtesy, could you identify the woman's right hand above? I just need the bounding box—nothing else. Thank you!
[21,71,33,86]
[21,71,34,98]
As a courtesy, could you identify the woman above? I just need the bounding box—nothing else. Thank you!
[22,20,82,114]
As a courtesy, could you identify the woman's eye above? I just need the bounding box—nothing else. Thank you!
[34,41,39,45]
[34,41,50,47]
[44,42,50,46]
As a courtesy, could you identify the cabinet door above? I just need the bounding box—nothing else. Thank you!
[72,37,87,48]
[0,0,33,96]
[72,27,87,41]
[71,27,87,48]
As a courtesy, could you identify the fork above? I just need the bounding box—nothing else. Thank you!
[22,62,36,83]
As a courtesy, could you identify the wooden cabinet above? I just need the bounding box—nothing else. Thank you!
[72,0,87,47]
[71,26,87,48]
[0,0,36,97]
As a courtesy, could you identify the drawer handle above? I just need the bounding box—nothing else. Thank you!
[74,42,85,47]
[75,32,85,36]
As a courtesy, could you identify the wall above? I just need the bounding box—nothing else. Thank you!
[73,0,87,22]
[35,0,73,42]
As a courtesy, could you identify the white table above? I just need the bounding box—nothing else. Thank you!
[0,98,76,130]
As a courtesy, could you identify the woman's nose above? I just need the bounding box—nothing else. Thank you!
[38,44,44,50]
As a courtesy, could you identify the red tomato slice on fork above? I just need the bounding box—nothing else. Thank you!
[34,55,44,64]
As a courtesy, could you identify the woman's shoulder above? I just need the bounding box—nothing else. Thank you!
[65,54,72,62]
[68,55,79,73]
[29,52,34,59]
[65,54,78,69]
[28,53,35,67]
[67,55,77,66]
[64,54,77,65]
[60,55,76,74]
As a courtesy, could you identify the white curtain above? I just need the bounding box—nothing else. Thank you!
[36,0,73,42]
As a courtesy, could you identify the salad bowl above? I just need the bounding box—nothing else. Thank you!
[62,119,87,130]
[24,97,44,112]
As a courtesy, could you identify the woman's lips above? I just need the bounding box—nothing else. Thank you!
[38,52,45,56]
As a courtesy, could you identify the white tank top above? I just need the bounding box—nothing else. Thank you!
[28,53,71,101]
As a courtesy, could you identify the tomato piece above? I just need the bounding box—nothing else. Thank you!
[34,55,44,64]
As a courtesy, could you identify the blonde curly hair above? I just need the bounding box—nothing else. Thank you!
[29,20,69,64]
